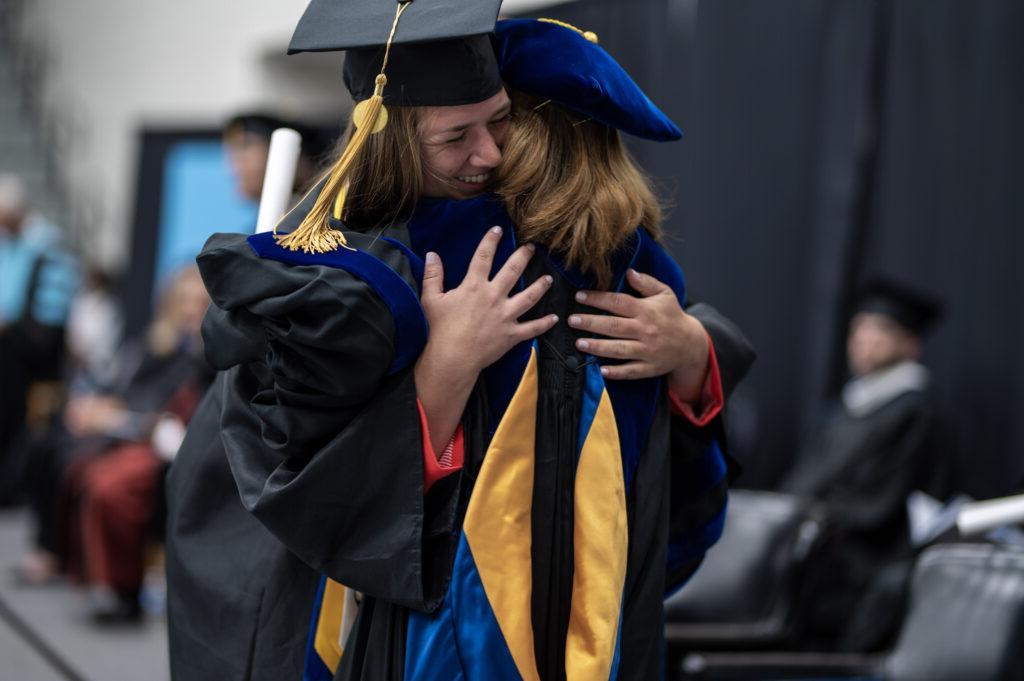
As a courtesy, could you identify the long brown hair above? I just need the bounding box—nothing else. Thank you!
[496,90,663,288]
[296,104,425,233]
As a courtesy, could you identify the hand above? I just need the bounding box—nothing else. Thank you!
[569,268,709,402]
[419,226,558,378]
[414,226,557,454]
[64,394,129,437]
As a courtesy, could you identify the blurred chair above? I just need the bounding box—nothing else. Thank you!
[665,489,826,650]
[678,542,1024,681]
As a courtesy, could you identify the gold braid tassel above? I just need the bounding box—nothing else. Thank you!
[538,18,599,44]
[273,76,387,253]
[275,2,409,253]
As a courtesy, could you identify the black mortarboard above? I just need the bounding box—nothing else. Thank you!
[288,0,503,106]
[854,278,944,335]
[277,0,504,254]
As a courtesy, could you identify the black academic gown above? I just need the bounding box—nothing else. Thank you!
[166,194,754,681]
[781,380,952,650]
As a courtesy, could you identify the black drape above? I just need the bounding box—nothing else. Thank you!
[531,0,1024,496]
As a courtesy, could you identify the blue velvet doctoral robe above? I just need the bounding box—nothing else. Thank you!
[165,191,749,681]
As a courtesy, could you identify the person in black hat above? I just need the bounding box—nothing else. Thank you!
[781,277,953,651]
[165,8,753,681]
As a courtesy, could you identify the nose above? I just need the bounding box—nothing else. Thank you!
[469,128,502,169]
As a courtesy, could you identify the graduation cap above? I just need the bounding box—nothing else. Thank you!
[854,277,944,336]
[277,0,503,253]
[494,18,682,142]
[289,0,503,106]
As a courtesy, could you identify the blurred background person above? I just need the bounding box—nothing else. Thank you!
[222,111,332,206]
[0,172,79,505]
[65,266,125,393]
[781,277,953,651]
[71,265,214,624]
[16,266,210,603]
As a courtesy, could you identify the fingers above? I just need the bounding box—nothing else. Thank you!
[466,226,504,281]
[598,361,658,381]
[508,274,553,316]
[491,242,536,292]
[625,268,671,297]
[574,289,640,317]
[421,252,445,299]
[575,337,645,361]
[567,313,643,339]
[515,314,560,342]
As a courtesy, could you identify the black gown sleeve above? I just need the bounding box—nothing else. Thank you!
[662,303,754,590]
[197,233,459,613]
[686,301,756,400]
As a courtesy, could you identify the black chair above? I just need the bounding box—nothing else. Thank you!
[665,489,826,651]
[679,542,1024,681]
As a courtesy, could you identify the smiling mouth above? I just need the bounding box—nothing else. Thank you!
[456,173,490,185]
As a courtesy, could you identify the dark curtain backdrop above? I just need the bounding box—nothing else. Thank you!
[532,0,1024,496]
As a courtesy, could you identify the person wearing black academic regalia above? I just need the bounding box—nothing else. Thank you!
[166,7,753,681]
[782,277,952,651]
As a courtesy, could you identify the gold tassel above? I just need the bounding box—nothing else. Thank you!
[275,2,410,253]
[538,18,599,44]
[274,77,386,253]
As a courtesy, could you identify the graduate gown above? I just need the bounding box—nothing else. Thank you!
[165,192,753,681]
[780,374,952,650]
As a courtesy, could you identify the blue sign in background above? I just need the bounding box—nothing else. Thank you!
[152,140,257,291]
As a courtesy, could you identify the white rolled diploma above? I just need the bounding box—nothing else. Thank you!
[956,493,1024,536]
[255,127,302,234]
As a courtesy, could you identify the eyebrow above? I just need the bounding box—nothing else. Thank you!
[437,102,512,135]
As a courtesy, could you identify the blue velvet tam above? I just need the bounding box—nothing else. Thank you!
[493,18,682,142]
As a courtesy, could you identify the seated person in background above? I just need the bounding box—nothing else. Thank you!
[77,361,214,624]
[71,266,214,623]
[782,277,953,651]
[17,266,210,594]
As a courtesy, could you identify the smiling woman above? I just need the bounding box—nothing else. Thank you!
[418,91,512,200]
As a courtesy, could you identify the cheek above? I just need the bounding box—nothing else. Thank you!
[491,121,510,148]
[423,147,461,176]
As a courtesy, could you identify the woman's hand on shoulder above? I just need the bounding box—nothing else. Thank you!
[418,226,558,382]
[569,268,710,402]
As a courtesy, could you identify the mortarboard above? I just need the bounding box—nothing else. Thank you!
[289,0,503,106]
[854,277,944,336]
[277,0,504,253]
[493,18,682,142]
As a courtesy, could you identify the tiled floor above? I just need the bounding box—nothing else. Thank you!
[0,509,169,681]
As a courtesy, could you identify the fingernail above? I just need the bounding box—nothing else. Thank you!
[491,226,503,234]
[628,268,639,277]
[550,314,559,322]
[544,275,553,284]
[425,252,438,264]
[568,315,581,327]
[575,291,587,302]
[577,339,589,350]
[600,366,609,376]
[526,242,536,252]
